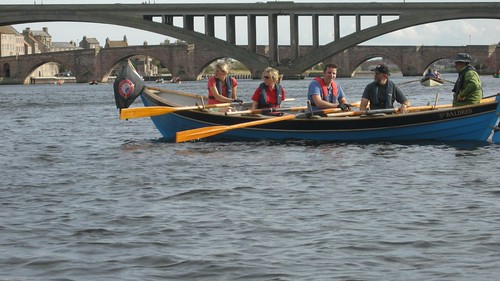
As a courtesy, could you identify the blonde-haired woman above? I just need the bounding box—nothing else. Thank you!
[250,67,286,111]
[207,61,240,105]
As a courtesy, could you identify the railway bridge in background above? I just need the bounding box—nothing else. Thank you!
[0,44,498,84]
[0,2,499,79]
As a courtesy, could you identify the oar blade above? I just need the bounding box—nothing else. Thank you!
[176,114,296,143]
[176,126,229,143]
[120,106,176,119]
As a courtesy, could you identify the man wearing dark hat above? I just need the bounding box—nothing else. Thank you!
[359,64,410,113]
[452,53,482,107]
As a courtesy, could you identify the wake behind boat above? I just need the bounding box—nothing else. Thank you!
[113,60,500,143]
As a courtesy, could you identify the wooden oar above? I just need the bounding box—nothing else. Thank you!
[225,106,307,116]
[407,104,451,111]
[147,86,295,103]
[327,104,454,117]
[176,114,296,143]
[296,107,344,118]
[327,108,398,117]
[345,99,495,115]
[397,79,421,86]
[120,103,237,119]
[146,86,207,100]
[225,101,360,116]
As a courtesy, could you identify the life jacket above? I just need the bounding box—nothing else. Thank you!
[452,65,475,94]
[313,77,338,103]
[369,80,396,109]
[258,82,283,108]
[209,76,233,99]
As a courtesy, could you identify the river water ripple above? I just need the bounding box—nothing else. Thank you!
[1,76,499,280]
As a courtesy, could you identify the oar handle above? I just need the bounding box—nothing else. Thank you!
[296,107,343,118]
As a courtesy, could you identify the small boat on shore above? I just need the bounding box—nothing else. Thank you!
[114,60,500,143]
[420,76,444,87]
[494,71,500,78]
[89,79,98,85]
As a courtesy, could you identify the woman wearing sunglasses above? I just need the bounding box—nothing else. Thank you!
[250,67,286,112]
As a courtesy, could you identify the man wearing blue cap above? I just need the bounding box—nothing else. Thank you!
[452,53,483,107]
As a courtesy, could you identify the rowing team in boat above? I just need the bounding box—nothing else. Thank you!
[208,53,482,115]
[425,68,441,79]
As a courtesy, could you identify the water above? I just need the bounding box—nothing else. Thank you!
[1,76,499,281]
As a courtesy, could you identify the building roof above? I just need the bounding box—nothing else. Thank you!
[0,26,22,36]
[52,42,82,49]
[83,37,100,44]
[106,40,128,48]
[31,30,50,37]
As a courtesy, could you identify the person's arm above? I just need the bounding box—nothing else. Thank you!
[311,94,337,109]
[307,81,334,109]
[250,87,260,110]
[251,100,259,110]
[359,84,372,110]
[335,85,353,111]
[399,100,410,113]
[231,77,239,100]
[277,87,286,108]
[208,84,232,103]
[232,86,238,100]
[359,98,370,111]
[394,86,410,113]
[457,71,481,101]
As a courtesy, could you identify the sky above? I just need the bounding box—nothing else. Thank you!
[6,0,500,47]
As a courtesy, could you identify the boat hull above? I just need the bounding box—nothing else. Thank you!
[140,90,500,143]
[420,76,444,87]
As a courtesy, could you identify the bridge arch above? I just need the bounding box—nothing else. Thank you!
[421,57,450,76]
[2,63,10,77]
[351,53,403,77]
[2,2,498,77]
[18,58,73,84]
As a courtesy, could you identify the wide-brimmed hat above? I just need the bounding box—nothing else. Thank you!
[372,64,390,75]
[454,53,472,63]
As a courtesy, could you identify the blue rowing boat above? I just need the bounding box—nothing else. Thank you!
[114,60,500,143]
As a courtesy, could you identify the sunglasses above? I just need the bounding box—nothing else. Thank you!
[263,76,271,79]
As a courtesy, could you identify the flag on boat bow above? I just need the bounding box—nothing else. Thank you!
[113,60,145,109]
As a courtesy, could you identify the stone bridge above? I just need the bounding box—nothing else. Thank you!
[0,44,498,84]
[1,2,499,78]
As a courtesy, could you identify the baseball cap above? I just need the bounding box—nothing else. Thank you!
[372,64,390,75]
